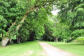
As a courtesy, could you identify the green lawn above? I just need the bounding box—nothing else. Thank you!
[0,41,45,56]
[48,42,84,56]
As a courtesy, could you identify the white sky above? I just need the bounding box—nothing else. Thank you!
[51,5,60,15]
[51,10,60,15]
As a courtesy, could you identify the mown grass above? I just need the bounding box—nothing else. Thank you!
[48,42,84,56]
[0,41,45,56]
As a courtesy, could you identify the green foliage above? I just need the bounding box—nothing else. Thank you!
[75,37,84,44]
[76,8,84,16]
[0,15,7,37]
[1,0,84,43]
[18,7,49,40]
[52,23,71,39]
[71,29,84,37]
[55,0,84,42]
[0,15,7,30]
[19,27,30,41]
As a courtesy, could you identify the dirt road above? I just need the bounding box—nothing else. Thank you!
[39,42,75,56]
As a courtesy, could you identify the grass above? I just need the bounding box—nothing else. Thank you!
[0,41,45,56]
[48,42,84,56]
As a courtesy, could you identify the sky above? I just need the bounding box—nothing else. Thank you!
[51,5,60,15]
[51,10,60,15]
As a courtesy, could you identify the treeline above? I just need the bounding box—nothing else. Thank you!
[53,0,84,42]
[40,0,84,42]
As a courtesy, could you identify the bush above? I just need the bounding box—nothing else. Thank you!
[75,37,84,44]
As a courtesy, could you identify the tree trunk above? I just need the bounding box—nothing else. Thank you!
[1,37,9,47]
[54,38,58,42]
[1,7,36,47]
[17,37,21,44]
[9,39,13,44]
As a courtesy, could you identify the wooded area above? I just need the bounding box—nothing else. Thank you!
[0,0,84,47]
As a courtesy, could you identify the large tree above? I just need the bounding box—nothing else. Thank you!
[0,0,55,46]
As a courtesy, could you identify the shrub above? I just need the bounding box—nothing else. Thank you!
[75,37,84,44]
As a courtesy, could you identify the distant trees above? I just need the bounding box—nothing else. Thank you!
[40,0,84,42]
[53,0,84,41]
